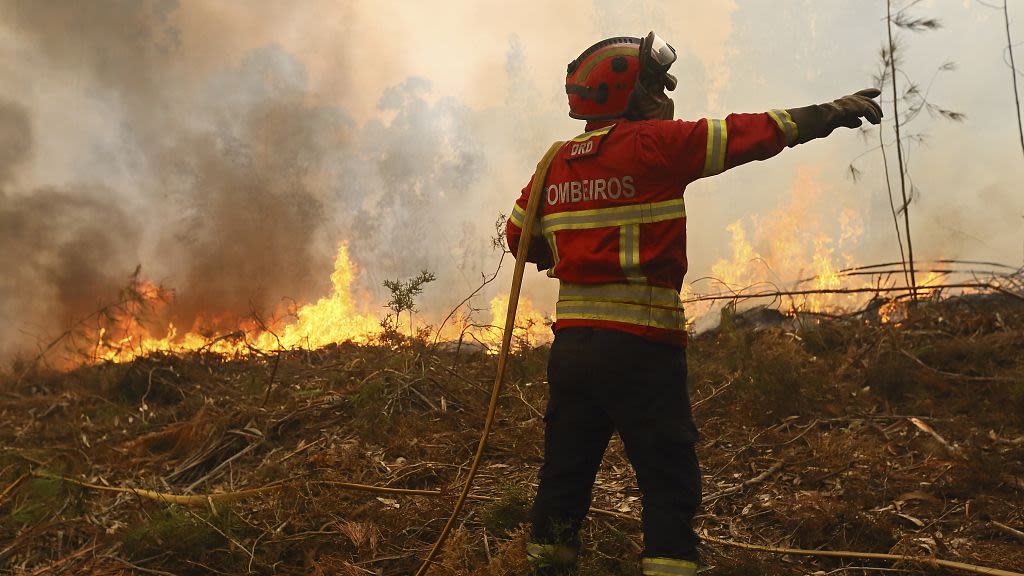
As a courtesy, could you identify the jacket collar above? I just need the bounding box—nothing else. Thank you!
[584,118,624,132]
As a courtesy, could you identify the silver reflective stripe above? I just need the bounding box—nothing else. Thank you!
[545,231,560,278]
[539,198,686,234]
[701,118,727,177]
[642,557,699,576]
[509,203,527,228]
[767,109,798,145]
[556,300,687,331]
[559,282,683,309]
[619,224,644,282]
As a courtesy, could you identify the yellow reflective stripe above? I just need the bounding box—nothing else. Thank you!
[559,282,683,309]
[642,557,699,576]
[572,125,614,142]
[526,542,578,565]
[509,203,526,228]
[539,198,685,234]
[619,224,644,282]
[545,232,560,278]
[701,118,727,177]
[767,109,798,145]
[556,300,687,331]
[576,46,637,81]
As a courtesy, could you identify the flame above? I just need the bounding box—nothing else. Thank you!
[80,241,559,366]
[687,168,867,319]
[89,243,378,364]
[80,166,952,364]
[917,270,944,298]
[252,245,379,350]
[478,295,552,349]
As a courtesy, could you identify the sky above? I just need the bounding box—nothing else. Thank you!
[0,0,1021,358]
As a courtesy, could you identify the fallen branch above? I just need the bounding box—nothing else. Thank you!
[682,282,1000,304]
[27,541,101,576]
[36,471,286,506]
[0,473,28,507]
[700,534,1024,576]
[991,520,1024,542]
[704,461,783,500]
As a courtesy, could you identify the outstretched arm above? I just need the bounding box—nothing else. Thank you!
[674,88,884,180]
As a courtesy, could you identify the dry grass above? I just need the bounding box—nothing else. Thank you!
[1,295,1023,575]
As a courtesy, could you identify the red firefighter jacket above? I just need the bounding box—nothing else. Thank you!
[507,111,799,347]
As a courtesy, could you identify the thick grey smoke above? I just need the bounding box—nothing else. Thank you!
[0,102,143,360]
[0,1,488,360]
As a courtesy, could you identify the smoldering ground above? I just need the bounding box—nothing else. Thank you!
[0,1,490,361]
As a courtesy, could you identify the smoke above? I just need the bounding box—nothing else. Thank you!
[3,1,1016,362]
[0,100,143,358]
[0,1,489,359]
[0,100,30,183]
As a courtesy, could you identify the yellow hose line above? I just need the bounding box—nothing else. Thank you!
[34,471,631,517]
[700,536,1024,576]
[413,140,565,576]
[42,471,1024,576]
[35,471,284,505]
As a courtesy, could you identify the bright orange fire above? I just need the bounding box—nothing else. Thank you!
[79,167,946,365]
[90,243,379,364]
[478,295,553,349]
[684,167,867,322]
[81,242,555,366]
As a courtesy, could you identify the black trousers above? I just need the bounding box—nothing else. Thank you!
[530,327,701,561]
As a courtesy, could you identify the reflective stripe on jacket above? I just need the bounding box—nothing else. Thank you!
[507,112,794,346]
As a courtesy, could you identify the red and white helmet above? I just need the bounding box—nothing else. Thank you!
[565,33,677,121]
[566,37,641,121]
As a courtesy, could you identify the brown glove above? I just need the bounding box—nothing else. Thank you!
[626,31,677,121]
[785,88,884,146]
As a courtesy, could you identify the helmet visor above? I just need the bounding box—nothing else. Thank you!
[649,33,677,67]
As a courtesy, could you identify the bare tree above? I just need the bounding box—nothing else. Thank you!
[849,1,964,301]
[887,0,918,300]
[977,0,1024,158]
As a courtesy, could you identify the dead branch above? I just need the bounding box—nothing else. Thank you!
[681,281,1000,304]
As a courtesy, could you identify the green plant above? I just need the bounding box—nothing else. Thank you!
[7,476,72,528]
[482,485,531,537]
[122,506,228,559]
[382,269,437,338]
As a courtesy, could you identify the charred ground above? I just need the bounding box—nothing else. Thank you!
[1,295,1023,575]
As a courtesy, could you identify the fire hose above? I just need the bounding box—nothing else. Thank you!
[413,140,565,576]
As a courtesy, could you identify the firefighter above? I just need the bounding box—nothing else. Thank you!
[505,32,882,575]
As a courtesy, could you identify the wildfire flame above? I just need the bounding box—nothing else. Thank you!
[480,295,553,349]
[80,168,949,365]
[82,242,554,366]
[685,168,867,322]
[90,243,379,364]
